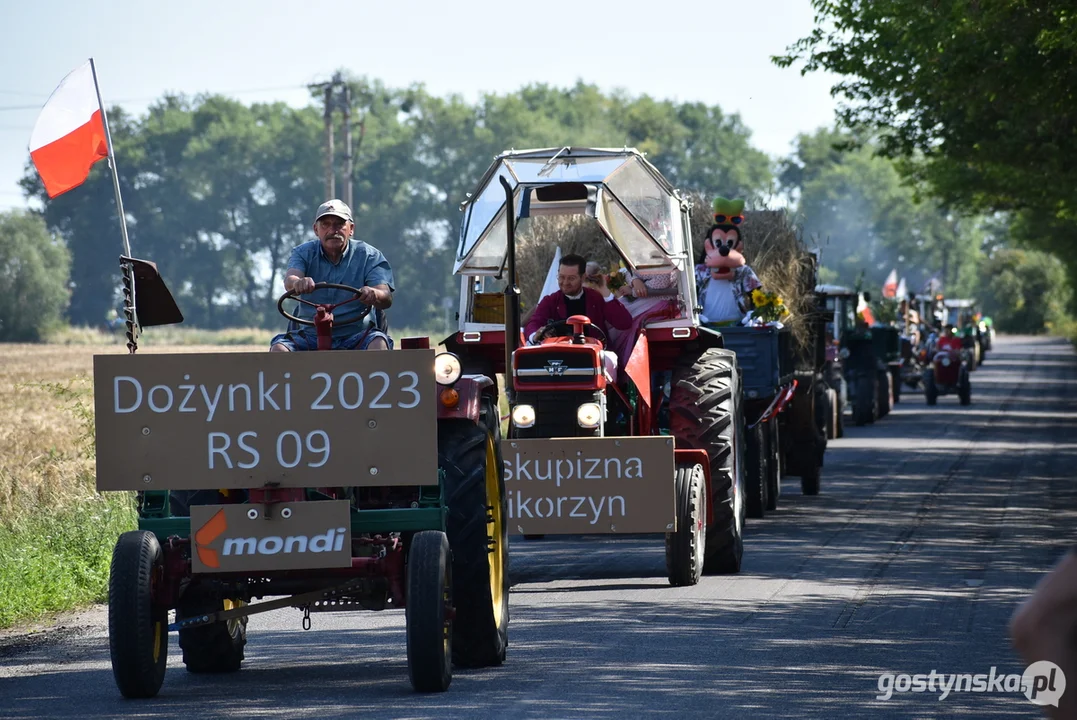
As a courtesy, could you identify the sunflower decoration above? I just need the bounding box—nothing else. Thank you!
[749,288,790,325]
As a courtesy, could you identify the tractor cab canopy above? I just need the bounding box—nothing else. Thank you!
[453,147,697,332]
[454,147,690,276]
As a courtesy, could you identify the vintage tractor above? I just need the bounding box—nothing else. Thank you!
[96,262,508,698]
[443,147,746,583]
[816,286,901,426]
[944,298,985,368]
[923,332,972,405]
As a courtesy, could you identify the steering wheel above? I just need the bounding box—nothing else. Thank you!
[533,319,607,346]
[277,282,372,327]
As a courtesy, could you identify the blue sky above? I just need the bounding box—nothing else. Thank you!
[0,0,839,212]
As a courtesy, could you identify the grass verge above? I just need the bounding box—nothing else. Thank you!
[0,492,134,628]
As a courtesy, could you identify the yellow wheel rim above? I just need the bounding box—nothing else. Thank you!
[222,598,245,634]
[152,621,162,662]
[485,435,505,623]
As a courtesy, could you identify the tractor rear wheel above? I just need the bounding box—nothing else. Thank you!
[876,369,892,419]
[178,582,247,673]
[890,367,902,404]
[665,462,706,586]
[670,348,743,574]
[438,410,509,668]
[108,530,168,699]
[854,374,875,426]
[407,530,453,692]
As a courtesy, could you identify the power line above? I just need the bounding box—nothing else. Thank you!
[0,83,312,112]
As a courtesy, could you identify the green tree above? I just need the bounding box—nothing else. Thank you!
[979,248,1071,334]
[0,211,71,341]
[782,127,983,296]
[776,0,1077,305]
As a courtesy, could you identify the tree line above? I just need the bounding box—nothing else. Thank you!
[3,66,1071,340]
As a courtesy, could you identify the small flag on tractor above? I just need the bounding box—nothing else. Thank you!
[896,276,907,299]
[882,269,898,299]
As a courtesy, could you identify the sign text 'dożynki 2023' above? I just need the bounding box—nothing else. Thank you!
[94,350,436,491]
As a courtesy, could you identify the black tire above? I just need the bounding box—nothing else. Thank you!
[744,421,767,519]
[876,370,892,419]
[178,583,247,673]
[836,388,846,438]
[407,530,453,692]
[670,348,742,574]
[438,414,509,668]
[801,463,821,495]
[924,370,938,406]
[854,374,875,426]
[665,463,706,586]
[823,387,839,441]
[108,530,168,699]
[890,368,902,404]
[765,420,781,512]
[959,369,972,405]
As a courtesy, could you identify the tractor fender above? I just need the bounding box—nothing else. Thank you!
[437,375,496,423]
[674,448,713,528]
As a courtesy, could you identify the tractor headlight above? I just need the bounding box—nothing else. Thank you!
[941,355,952,367]
[577,402,602,429]
[433,352,462,386]
[839,348,851,360]
[511,404,536,429]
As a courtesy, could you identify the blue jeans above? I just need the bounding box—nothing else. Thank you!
[269,328,393,351]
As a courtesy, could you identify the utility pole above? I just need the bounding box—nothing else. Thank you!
[309,72,355,204]
[323,83,335,200]
[342,83,353,210]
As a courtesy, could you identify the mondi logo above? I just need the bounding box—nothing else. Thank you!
[221,528,348,556]
[194,509,227,569]
[190,501,353,573]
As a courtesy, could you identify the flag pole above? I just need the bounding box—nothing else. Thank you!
[88,58,132,259]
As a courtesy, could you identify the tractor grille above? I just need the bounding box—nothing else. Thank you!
[513,347,600,387]
[511,390,602,439]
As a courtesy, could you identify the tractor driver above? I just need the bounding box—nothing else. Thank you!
[270,199,394,352]
[524,253,632,345]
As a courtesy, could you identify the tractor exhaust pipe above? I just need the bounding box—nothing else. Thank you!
[500,176,521,404]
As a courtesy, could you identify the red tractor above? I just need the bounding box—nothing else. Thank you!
[444,147,746,584]
[923,331,971,405]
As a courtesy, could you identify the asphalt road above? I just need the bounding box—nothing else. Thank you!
[2,335,1074,719]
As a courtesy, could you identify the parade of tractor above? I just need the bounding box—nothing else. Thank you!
[88,144,997,697]
[5,5,1077,715]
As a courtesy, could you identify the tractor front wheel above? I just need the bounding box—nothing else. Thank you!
[744,421,767,519]
[924,370,939,406]
[958,369,972,405]
[108,530,168,699]
[765,420,781,512]
[665,462,706,586]
[407,530,453,692]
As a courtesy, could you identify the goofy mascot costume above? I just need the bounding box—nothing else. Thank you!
[695,196,762,325]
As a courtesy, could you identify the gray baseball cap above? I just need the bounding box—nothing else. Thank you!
[314,199,353,223]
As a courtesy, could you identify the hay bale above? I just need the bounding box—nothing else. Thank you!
[514,216,619,306]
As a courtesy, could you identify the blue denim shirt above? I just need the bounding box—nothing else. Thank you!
[286,239,395,339]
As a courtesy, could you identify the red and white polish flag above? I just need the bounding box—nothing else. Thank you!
[29,60,108,199]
